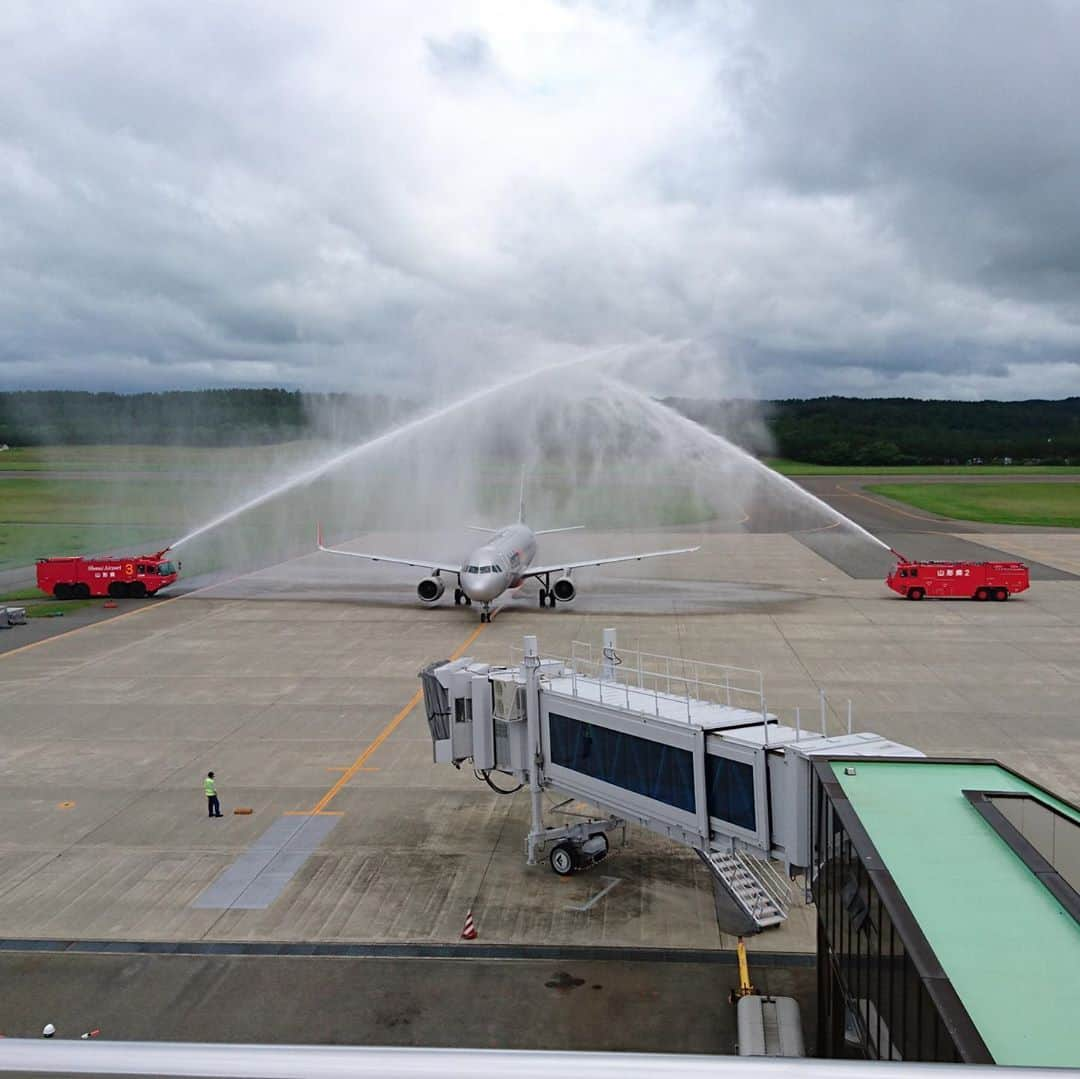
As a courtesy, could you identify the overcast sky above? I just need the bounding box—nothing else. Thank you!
[3,1,1079,400]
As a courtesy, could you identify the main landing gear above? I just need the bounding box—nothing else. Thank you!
[453,587,472,607]
[537,574,557,608]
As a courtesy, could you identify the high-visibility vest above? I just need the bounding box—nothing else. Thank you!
[204,777,216,797]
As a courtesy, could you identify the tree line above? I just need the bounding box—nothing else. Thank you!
[0,389,411,448]
[666,395,1080,465]
[1,389,1078,464]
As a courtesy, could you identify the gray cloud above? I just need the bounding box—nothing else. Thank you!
[426,31,494,79]
[1,0,1079,399]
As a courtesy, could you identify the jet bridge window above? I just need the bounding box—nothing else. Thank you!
[706,754,757,832]
[548,712,696,813]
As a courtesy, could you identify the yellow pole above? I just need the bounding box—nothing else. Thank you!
[736,937,755,997]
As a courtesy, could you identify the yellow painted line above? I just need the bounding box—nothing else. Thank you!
[0,595,187,661]
[302,620,489,816]
[796,520,841,535]
[285,810,343,817]
[0,550,315,663]
[834,483,947,524]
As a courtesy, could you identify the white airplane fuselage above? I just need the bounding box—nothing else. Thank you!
[458,523,537,604]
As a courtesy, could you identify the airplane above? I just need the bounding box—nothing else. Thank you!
[316,481,699,623]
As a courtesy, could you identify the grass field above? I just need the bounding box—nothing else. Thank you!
[0,586,95,617]
[0,477,191,571]
[867,482,1080,528]
[22,599,95,618]
[0,443,324,473]
[769,459,1080,476]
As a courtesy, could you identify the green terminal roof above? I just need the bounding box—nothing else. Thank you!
[832,760,1080,1068]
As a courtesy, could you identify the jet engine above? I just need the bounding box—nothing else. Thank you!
[552,576,576,603]
[417,577,446,603]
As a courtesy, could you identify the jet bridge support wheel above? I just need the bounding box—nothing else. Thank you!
[550,843,576,876]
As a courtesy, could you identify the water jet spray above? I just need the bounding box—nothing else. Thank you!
[608,385,896,554]
[170,342,643,550]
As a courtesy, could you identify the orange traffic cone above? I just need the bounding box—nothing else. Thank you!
[103,601,117,609]
[461,909,478,940]
[80,1029,100,1039]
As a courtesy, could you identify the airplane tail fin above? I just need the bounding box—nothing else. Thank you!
[518,468,527,524]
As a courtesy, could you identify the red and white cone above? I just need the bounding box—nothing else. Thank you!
[461,909,477,940]
[80,1029,101,1039]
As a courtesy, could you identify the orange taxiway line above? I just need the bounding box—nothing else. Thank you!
[0,539,335,664]
[834,483,950,524]
[0,593,188,662]
[302,619,490,816]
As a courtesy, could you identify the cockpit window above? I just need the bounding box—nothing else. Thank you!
[466,565,480,573]
[493,564,502,573]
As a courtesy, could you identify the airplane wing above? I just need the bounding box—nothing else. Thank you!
[524,545,700,578]
[317,526,460,575]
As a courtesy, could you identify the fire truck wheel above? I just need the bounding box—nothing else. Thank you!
[128,581,147,599]
[73,583,91,599]
[993,588,1009,602]
[108,582,127,598]
[550,843,576,876]
[906,587,925,601]
[974,588,990,601]
[54,584,72,600]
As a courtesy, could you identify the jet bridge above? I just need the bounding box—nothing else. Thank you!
[419,629,922,932]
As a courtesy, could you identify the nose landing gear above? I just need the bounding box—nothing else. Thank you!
[480,604,492,623]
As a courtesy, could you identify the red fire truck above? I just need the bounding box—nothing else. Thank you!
[886,560,1029,601]
[36,549,181,599]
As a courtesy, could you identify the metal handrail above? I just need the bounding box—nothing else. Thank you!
[0,1039,1057,1076]
[735,850,791,918]
[511,641,767,721]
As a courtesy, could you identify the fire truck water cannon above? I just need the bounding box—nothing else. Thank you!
[36,548,182,600]
[885,558,1029,602]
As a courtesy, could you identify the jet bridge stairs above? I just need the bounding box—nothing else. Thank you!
[419,629,922,934]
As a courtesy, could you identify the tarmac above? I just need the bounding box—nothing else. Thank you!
[0,476,1077,1049]
[0,946,814,1051]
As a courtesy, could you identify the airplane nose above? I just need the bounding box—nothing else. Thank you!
[461,573,499,602]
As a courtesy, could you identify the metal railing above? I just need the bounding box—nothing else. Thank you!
[735,850,792,923]
[0,1039,1060,1076]
[510,640,766,725]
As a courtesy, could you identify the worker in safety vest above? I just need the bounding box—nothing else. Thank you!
[204,771,222,818]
